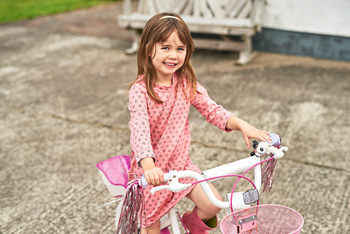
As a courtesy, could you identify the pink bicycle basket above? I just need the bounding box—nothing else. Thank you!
[220,204,304,234]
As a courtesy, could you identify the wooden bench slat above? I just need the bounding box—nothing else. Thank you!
[194,38,246,51]
[225,0,238,17]
[189,24,255,36]
[154,0,162,12]
[120,14,253,28]
[151,0,158,15]
[193,0,201,17]
[228,0,247,18]
[174,15,254,28]
[237,0,252,19]
[137,0,145,13]
[182,0,194,15]
[172,0,189,14]
[207,0,225,18]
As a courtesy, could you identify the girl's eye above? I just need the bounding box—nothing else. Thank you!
[177,48,185,51]
[161,47,169,50]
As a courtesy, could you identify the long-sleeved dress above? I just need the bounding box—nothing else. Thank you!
[128,75,233,227]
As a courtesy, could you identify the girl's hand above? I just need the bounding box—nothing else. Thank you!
[239,121,271,148]
[144,167,164,186]
[226,116,271,148]
[140,158,164,186]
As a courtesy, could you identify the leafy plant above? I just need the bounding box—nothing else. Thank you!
[0,0,116,23]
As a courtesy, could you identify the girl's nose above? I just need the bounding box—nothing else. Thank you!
[169,49,177,58]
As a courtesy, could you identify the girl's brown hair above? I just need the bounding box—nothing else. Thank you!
[130,12,197,103]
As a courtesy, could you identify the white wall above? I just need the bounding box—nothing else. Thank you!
[262,0,350,37]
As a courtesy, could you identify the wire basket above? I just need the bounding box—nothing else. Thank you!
[220,204,304,234]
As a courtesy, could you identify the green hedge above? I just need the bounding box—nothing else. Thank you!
[0,0,116,23]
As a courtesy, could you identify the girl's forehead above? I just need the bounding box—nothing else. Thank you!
[159,31,185,46]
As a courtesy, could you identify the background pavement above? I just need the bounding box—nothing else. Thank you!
[1,2,349,234]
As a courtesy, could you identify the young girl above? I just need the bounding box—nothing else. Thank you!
[128,12,271,234]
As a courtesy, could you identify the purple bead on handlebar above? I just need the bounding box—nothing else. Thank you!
[269,133,281,147]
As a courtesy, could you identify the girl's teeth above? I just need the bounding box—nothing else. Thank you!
[164,63,175,66]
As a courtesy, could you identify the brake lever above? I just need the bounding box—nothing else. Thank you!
[251,141,288,159]
[150,171,191,194]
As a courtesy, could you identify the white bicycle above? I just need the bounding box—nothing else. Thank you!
[96,134,304,233]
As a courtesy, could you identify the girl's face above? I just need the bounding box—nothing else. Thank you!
[151,31,186,85]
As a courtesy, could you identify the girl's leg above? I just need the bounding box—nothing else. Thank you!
[186,183,222,221]
[182,183,221,233]
[140,220,161,234]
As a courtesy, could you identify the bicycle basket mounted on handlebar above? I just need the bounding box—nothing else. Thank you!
[220,161,304,233]
[96,155,146,233]
[96,155,131,197]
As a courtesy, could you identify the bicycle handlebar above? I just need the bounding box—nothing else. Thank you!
[139,134,288,209]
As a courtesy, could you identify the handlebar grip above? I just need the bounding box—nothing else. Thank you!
[139,172,172,188]
[269,133,281,147]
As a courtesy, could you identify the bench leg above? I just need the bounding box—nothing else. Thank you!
[236,36,257,65]
[125,29,141,55]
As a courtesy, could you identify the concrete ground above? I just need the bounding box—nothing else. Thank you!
[1,2,349,234]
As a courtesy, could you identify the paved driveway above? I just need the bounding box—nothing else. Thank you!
[1,3,349,233]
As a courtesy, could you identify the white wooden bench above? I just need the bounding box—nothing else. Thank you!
[119,0,265,64]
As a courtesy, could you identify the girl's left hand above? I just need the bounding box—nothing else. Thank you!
[239,121,271,148]
[227,116,271,148]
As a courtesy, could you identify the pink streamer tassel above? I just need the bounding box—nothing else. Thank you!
[116,180,147,233]
[261,155,278,193]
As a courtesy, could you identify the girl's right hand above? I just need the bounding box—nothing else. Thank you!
[144,167,165,186]
[140,157,164,186]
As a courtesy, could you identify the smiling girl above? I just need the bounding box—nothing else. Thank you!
[128,12,271,234]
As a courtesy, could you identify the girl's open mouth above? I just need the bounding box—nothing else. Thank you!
[163,62,177,67]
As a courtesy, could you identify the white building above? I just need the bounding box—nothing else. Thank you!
[254,0,350,61]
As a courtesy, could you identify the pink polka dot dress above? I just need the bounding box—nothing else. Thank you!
[128,75,233,227]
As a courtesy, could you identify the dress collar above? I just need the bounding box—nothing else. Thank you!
[154,74,177,92]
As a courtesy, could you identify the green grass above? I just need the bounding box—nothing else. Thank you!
[0,0,116,23]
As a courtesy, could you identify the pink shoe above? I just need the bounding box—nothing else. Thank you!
[161,227,171,234]
[182,207,218,234]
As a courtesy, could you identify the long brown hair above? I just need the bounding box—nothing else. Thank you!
[130,12,197,103]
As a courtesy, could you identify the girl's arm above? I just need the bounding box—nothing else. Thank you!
[226,115,271,148]
[129,85,156,164]
[129,84,165,186]
[191,83,233,132]
[191,82,270,148]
